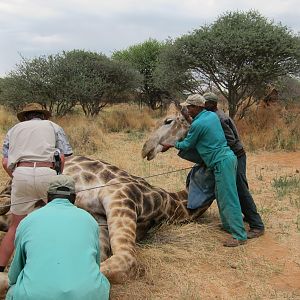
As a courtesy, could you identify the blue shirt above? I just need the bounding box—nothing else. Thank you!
[175,110,234,167]
[8,199,110,300]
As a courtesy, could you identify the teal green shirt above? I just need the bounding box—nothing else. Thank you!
[7,199,110,300]
[175,110,234,167]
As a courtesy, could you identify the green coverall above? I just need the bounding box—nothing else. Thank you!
[175,110,247,241]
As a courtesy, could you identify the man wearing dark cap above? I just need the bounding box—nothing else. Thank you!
[162,94,247,247]
[5,175,110,300]
[0,103,73,272]
[203,92,265,238]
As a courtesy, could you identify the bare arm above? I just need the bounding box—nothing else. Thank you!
[2,158,12,178]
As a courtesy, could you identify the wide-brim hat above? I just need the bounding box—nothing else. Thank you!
[181,94,205,107]
[17,103,51,122]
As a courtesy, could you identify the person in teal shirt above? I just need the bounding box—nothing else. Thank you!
[6,175,110,300]
[162,94,247,247]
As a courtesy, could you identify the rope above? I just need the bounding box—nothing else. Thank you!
[0,166,192,209]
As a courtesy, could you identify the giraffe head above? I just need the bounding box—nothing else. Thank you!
[142,112,190,160]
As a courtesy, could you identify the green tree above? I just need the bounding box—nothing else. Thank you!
[61,50,140,116]
[112,39,170,110]
[0,54,77,115]
[0,50,140,116]
[158,10,300,118]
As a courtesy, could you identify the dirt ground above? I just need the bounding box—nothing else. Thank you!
[109,151,300,300]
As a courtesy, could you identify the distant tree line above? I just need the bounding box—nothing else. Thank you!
[1,10,300,118]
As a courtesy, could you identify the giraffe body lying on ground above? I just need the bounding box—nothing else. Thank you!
[0,153,209,296]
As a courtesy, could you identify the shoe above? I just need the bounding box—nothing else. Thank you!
[247,228,265,239]
[223,237,247,247]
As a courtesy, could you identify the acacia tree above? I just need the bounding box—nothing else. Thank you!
[0,54,77,115]
[112,39,171,110]
[62,50,140,116]
[157,10,300,118]
[0,50,140,116]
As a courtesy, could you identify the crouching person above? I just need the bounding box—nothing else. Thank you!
[6,175,110,300]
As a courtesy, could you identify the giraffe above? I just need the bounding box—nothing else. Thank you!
[0,151,209,296]
[142,109,190,161]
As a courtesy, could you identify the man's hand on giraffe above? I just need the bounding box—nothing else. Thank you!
[161,144,174,152]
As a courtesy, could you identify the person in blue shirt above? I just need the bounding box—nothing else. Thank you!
[162,94,247,247]
[6,175,110,300]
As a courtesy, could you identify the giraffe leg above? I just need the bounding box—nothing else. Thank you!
[99,225,111,262]
[100,199,138,283]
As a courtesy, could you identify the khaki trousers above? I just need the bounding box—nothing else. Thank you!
[11,167,57,215]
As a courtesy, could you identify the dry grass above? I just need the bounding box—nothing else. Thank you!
[237,104,300,151]
[0,104,299,299]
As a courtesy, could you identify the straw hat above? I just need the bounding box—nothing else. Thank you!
[17,103,51,122]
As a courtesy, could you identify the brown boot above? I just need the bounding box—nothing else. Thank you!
[223,237,247,247]
[247,228,265,239]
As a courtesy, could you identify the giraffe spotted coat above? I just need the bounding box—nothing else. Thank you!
[0,153,209,294]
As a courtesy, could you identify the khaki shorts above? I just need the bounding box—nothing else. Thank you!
[11,167,57,215]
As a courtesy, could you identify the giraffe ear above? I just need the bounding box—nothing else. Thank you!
[166,101,181,116]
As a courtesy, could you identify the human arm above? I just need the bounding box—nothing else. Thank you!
[175,122,201,151]
[2,158,12,178]
[54,124,73,157]
[2,134,12,178]
[96,227,100,266]
[8,227,26,286]
[161,144,174,152]
[221,118,239,149]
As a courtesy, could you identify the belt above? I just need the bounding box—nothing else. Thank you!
[16,161,54,168]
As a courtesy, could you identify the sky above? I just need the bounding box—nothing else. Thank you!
[1,0,300,76]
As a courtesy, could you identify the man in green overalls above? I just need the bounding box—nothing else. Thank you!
[162,94,247,247]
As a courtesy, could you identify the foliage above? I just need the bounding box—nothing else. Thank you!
[158,10,300,118]
[112,39,171,110]
[62,50,140,116]
[237,105,300,151]
[0,50,140,116]
[275,75,300,103]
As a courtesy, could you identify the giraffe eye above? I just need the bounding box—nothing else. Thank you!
[164,119,173,125]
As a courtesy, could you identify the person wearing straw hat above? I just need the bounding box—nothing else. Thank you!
[203,92,265,239]
[0,103,72,273]
[162,94,247,247]
[5,175,110,300]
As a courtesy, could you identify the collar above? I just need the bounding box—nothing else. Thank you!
[192,109,207,123]
[47,198,73,207]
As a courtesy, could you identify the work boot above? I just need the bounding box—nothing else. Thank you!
[223,237,247,247]
[247,228,265,239]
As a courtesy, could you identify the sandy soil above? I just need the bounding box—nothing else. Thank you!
[109,151,300,300]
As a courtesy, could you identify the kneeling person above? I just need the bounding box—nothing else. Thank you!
[6,175,110,300]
